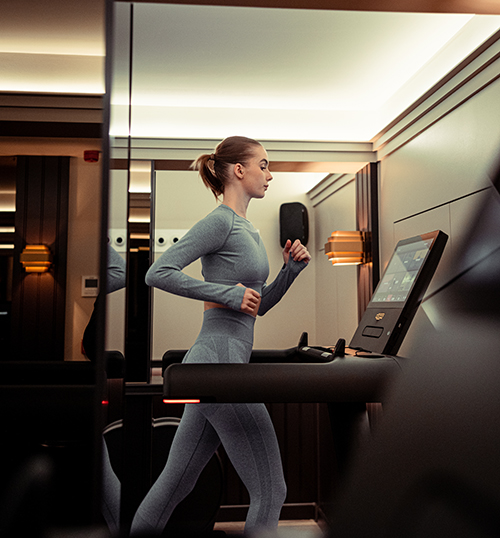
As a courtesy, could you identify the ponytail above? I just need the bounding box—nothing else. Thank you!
[191,136,262,200]
[191,153,224,199]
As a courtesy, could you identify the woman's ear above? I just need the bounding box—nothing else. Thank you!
[234,163,245,179]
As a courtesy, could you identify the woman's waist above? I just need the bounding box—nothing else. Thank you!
[199,307,255,341]
[204,300,260,318]
[206,278,264,293]
[204,279,263,317]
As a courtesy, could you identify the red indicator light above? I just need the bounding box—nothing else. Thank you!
[102,400,109,405]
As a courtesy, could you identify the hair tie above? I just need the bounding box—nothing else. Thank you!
[209,153,216,162]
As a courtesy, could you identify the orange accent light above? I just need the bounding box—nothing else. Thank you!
[20,245,53,273]
[163,399,201,404]
[324,231,370,266]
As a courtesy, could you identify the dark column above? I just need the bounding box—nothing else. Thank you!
[356,162,380,320]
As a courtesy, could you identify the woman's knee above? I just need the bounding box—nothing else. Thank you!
[274,476,287,506]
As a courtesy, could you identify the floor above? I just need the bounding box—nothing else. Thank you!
[214,520,325,538]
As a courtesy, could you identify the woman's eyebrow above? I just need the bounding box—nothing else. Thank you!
[260,159,269,166]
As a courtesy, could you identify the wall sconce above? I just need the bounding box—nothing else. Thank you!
[20,245,53,273]
[325,231,370,266]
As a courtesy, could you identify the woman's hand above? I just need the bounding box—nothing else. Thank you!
[237,283,261,316]
[282,239,311,265]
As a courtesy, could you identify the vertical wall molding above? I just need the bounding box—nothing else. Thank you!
[11,156,70,360]
[356,162,380,320]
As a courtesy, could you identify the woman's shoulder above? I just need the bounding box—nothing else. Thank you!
[197,204,235,233]
[184,205,236,250]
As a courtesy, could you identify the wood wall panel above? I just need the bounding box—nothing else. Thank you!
[10,156,70,360]
[356,162,380,319]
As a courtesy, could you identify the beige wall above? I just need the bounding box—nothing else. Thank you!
[308,54,500,354]
[312,179,359,346]
[378,74,500,358]
[0,138,102,361]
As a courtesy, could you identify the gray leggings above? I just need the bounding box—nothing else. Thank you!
[130,309,287,535]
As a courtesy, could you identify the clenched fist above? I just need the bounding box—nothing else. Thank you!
[237,283,261,317]
[282,239,311,265]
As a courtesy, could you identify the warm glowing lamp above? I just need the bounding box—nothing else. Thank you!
[324,231,370,266]
[20,245,53,273]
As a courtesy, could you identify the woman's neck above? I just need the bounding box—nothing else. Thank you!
[221,190,251,219]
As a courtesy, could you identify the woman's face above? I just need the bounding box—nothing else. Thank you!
[240,145,273,199]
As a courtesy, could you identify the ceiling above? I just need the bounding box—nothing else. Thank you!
[0,0,105,94]
[2,0,500,143]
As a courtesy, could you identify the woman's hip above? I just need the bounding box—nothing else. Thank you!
[183,308,255,364]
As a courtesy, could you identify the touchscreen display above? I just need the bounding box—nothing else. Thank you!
[371,237,434,303]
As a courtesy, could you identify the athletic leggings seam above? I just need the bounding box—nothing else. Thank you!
[155,416,212,526]
[252,406,276,523]
[233,405,263,504]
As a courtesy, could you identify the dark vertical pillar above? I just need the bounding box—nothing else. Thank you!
[11,156,70,361]
[355,162,384,491]
[125,248,151,380]
[356,162,380,320]
[120,393,153,531]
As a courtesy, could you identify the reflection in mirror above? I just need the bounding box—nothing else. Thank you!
[0,156,16,356]
[103,161,153,376]
[102,2,134,529]
[83,242,126,534]
[108,1,153,382]
[125,160,152,381]
[101,158,155,532]
[106,168,128,358]
[107,0,130,363]
[1,146,106,528]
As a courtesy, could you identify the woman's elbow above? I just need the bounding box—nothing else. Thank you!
[145,270,156,287]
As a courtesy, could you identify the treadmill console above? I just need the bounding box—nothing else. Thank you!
[349,230,448,355]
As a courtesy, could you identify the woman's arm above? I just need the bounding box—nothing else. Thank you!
[145,211,246,311]
[258,240,310,316]
[107,244,127,294]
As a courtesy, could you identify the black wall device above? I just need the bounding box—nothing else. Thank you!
[279,202,309,248]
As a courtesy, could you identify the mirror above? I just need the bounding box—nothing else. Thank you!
[0,157,15,357]
[0,147,106,527]
[105,1,500,532]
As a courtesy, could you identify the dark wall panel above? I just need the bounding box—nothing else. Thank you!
[356,162,380,319]
[10,156,70,361]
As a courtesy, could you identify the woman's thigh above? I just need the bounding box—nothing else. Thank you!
[199,403,285,493]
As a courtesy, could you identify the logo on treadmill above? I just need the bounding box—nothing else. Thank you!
[375,312,385,321]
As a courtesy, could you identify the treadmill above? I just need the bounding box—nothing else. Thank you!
[161,229,448,481]
[163,229,448,403]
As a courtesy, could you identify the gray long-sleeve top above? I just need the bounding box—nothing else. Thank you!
[145,204,307,316]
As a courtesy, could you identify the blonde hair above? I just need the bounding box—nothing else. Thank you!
[191,136,262,199]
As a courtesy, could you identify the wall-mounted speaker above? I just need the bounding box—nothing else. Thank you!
[279,202,309,248]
